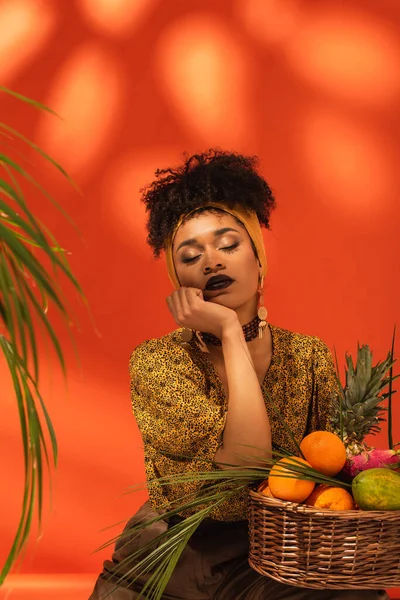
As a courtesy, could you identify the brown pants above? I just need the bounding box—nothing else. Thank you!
[89,502,389,600]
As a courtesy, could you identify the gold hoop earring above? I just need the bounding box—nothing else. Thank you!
[257,275,268,339]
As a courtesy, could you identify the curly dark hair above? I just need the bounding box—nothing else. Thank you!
[141,149,276,257]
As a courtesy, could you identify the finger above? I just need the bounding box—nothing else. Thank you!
[186,287,204,305]
[178,287,191,319]
[170,290,186,324]
[166,295,179,324]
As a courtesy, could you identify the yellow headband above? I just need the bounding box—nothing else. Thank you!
[165,203,267,289]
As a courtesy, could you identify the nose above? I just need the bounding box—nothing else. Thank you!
[204,262,225,275]
[202,245,227,275]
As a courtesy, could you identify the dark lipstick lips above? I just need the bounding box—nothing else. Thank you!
[205,275,234,291]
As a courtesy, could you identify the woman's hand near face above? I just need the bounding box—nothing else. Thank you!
[167,285,272,468]
[166,287,238,338]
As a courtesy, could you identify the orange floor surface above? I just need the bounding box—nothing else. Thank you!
[0,575,96,600]
[0,576,399,599]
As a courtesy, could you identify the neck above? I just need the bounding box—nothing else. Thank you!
[234,297,258,326]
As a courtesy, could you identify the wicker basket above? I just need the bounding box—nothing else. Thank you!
[248,487,400,589]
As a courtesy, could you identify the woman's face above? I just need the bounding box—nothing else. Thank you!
[172,211,262,312]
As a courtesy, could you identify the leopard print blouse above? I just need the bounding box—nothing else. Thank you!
[129,324,338,522]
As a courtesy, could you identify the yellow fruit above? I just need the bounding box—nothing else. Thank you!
[300,431,346,476]
[268,456,315,503]
[305,484,355,510]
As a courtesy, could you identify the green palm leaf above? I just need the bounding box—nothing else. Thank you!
[388,326,396,449]
[97,449,350,600]
[0,86,84,584]
[0,86,58,116]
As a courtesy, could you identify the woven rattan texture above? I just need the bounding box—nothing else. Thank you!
[248,489,400,589]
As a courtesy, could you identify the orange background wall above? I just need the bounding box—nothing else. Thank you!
[0,0,399,579]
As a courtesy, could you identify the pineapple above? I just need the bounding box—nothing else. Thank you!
[330,345,396,457]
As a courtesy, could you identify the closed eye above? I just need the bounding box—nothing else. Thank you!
[181,255,201,264]
[181,242,239,265]
[221,243,239,253]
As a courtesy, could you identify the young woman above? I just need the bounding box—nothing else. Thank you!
[89,150,388,600]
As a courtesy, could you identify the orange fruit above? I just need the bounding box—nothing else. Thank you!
[258,481,275,497]
[305,484,355,510]
[300,431,346,477]
[268,456,315,502]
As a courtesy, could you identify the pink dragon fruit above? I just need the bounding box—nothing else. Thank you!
[341,448,400,480]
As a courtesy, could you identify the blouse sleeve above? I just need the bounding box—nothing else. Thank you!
[307,338,339,433]
[129,337,227,510]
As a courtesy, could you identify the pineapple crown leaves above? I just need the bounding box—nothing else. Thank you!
[344,346,394,408]
[331,344,398,440]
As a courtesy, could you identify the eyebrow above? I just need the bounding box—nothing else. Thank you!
[176,227,240,251]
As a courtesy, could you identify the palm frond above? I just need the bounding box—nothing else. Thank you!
[0,177,82,292]
[388,325,396,449]
[0,86,84,583]
[1,159,80,259]
[0,338,53,583]
[333,347,345,440]
[0,86,59,116]
[101,482,251,600]
[97,448,350,600]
